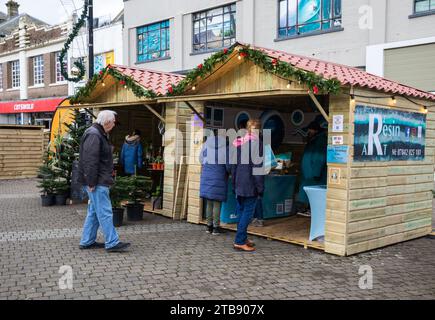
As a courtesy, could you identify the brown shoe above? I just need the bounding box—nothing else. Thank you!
[233,243,256,252]
[246,239,255,247]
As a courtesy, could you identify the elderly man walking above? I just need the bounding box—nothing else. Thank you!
[78,110,131,252]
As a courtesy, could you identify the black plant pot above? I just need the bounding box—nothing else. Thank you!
[126,203,144,221]
[113,207,124,227]
[55,194,68,206]
[41,194,55,207]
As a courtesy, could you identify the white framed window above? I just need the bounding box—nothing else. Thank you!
[0,64,3,90]
[55,51,67,82]
[33,55,44,85]
[205,106,224,128]
[193,3,236,52]
[11,60,20,88]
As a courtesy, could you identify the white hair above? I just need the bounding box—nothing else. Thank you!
[96,110,117,125]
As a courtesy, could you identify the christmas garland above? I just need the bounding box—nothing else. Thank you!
[70,44,342,104]
[166,45,341,96]
[59,1,89,83]
[70,65,158,104]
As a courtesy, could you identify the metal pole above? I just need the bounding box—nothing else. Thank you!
[88,0,94,79]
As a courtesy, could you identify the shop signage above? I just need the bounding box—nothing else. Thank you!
[328,167,341,185]
[332,114,344,132]
[0,98,66,114]
[354,105,426,161]
[332,136,343,145]
[327,145,349,164]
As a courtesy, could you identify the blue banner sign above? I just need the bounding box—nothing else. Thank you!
[354,105,426,161]
[327,145,349,164]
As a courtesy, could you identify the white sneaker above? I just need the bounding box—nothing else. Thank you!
[297,210,311,217]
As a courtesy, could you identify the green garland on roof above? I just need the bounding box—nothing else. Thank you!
[70,65,158,104]
[59,2,88,83]
[70,44,342,104]
[166,45,341,96]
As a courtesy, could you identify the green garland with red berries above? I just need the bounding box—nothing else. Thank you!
[70,65,158,104]
[70,45,341,104]
[166,45,341,96]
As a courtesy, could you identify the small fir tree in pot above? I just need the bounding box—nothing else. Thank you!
[110,176,130,227]
[37,152,57,206]
[125,174,152,221]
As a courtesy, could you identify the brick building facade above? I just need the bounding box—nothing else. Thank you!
[0,1,69,128]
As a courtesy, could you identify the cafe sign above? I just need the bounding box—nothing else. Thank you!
[354,105,426,161]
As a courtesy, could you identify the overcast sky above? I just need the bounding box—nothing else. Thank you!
[0,0,124,25]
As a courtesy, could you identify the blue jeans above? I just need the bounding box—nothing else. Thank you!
[235,196,257,245]
[80,186,119,249]
[253,197,263,220]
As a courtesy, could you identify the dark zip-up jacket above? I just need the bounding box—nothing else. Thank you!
[78,123,114,188]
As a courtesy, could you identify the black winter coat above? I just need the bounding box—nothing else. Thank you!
[78,123,114,188]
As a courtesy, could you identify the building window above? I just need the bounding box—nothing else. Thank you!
[193,3,236,52]
[278,0,342,38]
[137,20,170,63]
[55,51,67,82]
[0,64,3,90]
[414,0,435,12]
[235,111,251,130]
[33,55,44,85]
[11,60,20,88]
[205,106,224,128]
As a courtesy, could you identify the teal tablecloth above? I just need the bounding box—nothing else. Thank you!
[220,175,297,223]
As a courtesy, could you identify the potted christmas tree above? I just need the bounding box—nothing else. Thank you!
[125,175,152,221]
[53,178,70,205]
[37,161,56,206]
[110,176,129,227]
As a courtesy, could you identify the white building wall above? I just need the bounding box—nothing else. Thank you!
[123,0,435,73]
[70,20,124,95]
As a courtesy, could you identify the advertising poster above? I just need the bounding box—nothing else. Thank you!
[354,105,426,161]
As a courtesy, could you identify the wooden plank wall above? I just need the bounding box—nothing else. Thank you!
[185,103,205,224]
[325,93,351,256]
[0,125,45,180]
[345,89,433,255]
[195,60,309,95]
[162,102,197,219]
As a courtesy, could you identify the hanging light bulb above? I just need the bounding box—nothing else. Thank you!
[102,82,106,87]
[286,81,292,89]
[422,106,428,114]
[391,96,396,104]
[350,94,355,102]
[192,86,196,91]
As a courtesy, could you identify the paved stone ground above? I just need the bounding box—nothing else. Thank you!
[0,179,434,300]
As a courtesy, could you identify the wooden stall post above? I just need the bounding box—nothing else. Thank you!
[324,92,352,256]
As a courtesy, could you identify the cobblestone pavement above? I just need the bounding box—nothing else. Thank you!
[0,179,434,300]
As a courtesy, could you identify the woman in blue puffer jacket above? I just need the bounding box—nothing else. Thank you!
[120,129,143,175]
[199,132,229,235]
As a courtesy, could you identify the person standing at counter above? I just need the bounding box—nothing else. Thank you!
[296,120,327,216]
[230,119,265,252]
[199,131,229,235]
[120,129,143,175]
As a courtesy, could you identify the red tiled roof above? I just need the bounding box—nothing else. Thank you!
[253,45,435,101]
[111,64,185,96]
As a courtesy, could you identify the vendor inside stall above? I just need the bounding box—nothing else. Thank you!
[200,95,329,249]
